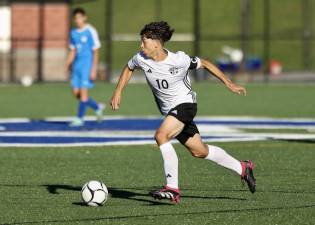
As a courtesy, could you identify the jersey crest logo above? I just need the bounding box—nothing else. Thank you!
[81,36,88,43]
[169,67,179,75]
[147,69,152,73]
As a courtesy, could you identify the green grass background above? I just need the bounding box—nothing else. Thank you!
[71,0,315,71]
[0,83,314,118]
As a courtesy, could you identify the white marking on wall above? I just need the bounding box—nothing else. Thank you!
[0,6,11,53]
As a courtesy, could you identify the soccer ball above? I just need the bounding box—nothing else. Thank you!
[20,75,33,87]
[81,180,108,207]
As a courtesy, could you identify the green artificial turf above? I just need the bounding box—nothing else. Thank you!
[0,141,314,225]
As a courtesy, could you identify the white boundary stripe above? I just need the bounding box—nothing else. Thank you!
[195,116,315,122]
[0,137,266,148]
[0,131,154,137]
[1,116,315,123]
[0,118,30,123]
[1,131,314,139]
[0,132,313,148]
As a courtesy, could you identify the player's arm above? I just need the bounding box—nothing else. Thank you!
[90,49,99,81]
[110,65,133,110]
[200,58,246,96]
[65,49,76,72]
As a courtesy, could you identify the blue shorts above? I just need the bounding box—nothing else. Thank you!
[71,62,94,89]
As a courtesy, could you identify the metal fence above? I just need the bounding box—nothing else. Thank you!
[0,0,314,83]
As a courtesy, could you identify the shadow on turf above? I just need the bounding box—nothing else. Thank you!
[44,184,173,206]
[278,139,315,144]
[44,184,247,206]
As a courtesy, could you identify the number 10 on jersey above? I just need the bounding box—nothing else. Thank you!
[156,79,169,89]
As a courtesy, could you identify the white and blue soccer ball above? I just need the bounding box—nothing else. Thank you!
[81,180,108,207]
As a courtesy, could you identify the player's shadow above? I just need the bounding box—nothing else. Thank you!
[278,139,315,144]
[44,184,247,206]
[44,184,173,206]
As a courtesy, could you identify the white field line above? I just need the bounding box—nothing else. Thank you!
[0,131,154,137]
[0,118,30,123]
[0,116,315,122]
[45,116,315,122]
[0,131,314,140]
[0,137,267,148]
[195,116,315,122]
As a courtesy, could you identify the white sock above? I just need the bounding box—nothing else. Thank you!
[205,145,242,175]
[159,142,179,189]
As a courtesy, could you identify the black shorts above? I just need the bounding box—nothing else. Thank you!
[167,103,199,144]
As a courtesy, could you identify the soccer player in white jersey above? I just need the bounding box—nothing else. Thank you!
[110,21,256,203]
[66,8,104,127]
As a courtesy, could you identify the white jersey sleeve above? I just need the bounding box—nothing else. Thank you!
[87,25,101,50]
[176,51,201,70]
[127,53,141,70]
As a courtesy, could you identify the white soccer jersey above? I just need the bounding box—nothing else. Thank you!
[128,50,201,115]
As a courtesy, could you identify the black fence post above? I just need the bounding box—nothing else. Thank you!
[9,40,15,82]
[37,0,44,82]
[240,0,250,72]
[263,0,270,83]
[302,0,312,71]
[105,0,112,82]
[193,0,200,81]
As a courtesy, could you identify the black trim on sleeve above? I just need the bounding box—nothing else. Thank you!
[127,65,134,71]
[189,56,199,70]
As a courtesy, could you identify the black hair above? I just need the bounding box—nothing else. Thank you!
[72,8,86,16]
[140,21,174,43]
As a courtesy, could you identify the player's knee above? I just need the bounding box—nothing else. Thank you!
[73,92,80,99]
[80,93,88,101]
[191,150,207,158]
[154,130,169,144]
[190,145,208,158]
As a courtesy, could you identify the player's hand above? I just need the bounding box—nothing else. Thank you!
[110,93,121,110]
[228,83,247,96]
[65,63,71,73]
[90,68,97,81]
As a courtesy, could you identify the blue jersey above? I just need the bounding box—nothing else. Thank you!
[70,24,101,65]
[69,24,101,89]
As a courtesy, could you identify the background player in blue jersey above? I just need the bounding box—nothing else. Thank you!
[66,8,104,127]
